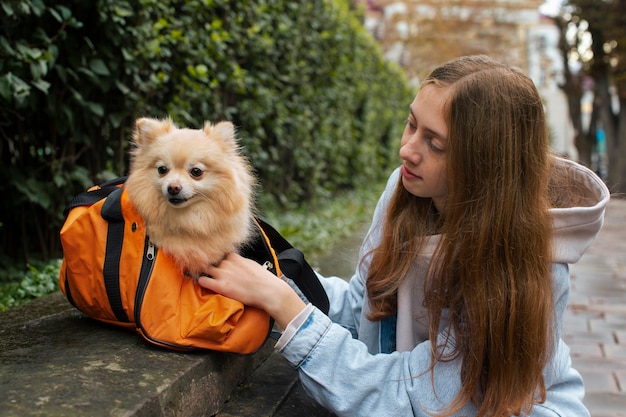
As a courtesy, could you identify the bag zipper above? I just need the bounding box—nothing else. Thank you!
[134,238,156,327]
[133,237,197,351]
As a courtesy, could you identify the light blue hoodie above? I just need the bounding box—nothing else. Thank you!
[276,158,610,417]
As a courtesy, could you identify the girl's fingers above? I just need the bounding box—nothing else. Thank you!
[197,253,272,307]
[197,275,216,290]
[198,252,307,328]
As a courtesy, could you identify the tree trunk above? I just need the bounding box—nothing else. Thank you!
[595,74,619,192]
[553,16,592,165]
[617,97,626,195]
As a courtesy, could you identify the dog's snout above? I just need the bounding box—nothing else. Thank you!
[168,183,182,195]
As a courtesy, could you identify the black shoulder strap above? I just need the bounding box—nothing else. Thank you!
[239,220,280,277]
[100,187,130,322]
[256,218,330,314]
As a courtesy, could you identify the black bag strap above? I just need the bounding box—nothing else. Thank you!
[256,219,330,314]
[63,176,127,217]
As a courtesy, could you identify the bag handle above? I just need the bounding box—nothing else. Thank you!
[63,176,127,217]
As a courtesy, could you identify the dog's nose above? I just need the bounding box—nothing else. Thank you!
[168,183,182,195]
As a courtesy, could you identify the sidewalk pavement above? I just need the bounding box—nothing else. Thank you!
[566,198,626,417]
[312,197,626,417]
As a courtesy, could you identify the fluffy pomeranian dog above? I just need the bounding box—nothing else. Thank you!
[124,117,256,278]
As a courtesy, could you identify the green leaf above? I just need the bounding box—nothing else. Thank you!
[89,59,110,76]
[0,73,12,100]
[56,5,72,21]
[13,178,51,209]
[0,36,14,55]
[30,0,46,17]
[85,101,104,117]
[48,7,61,22]
[114,79,130,95]
[6,73,31,102]
[30,59,47,79]
[31,79,50,94]
[32,28,51,43]
[113,5,134,17]
[1,2,13,17]
[52,172,65,188]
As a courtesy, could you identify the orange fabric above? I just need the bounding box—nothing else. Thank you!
[59,187,274,353]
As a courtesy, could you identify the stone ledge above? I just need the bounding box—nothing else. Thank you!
[0,292,273,417]
[216,351,335,417]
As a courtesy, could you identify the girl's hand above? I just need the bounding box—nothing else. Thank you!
[198,253,307,329]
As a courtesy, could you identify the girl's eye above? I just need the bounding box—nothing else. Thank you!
[157,166,168,176]
[404,120,417,136]
[189,167,203,178]
[427,138,444,153]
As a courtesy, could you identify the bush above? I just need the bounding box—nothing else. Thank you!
[0,259,61,311]
[0,0,411,269]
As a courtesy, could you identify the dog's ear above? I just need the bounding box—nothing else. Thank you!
[204,121,238,148]
[133,117,176,145]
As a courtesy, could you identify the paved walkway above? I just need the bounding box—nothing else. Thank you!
[566,198,626,416]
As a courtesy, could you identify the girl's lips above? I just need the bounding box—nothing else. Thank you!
[401,165,419,180]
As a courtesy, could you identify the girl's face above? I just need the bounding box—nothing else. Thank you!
[399,84,450,213]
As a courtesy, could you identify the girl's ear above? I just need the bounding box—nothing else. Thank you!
[133,117,176,145]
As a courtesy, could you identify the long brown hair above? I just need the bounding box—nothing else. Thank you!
[366,55,554,416]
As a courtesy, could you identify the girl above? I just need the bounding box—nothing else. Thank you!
[199,55,609,416]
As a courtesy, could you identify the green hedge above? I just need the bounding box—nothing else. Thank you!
[0,0,411,266]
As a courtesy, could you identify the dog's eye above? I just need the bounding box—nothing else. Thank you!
[189,167,203,178]
[157,166,168,176]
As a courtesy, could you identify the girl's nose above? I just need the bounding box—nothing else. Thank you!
[400,135,421,164]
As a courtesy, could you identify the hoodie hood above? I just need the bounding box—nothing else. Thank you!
[551,157,610,264]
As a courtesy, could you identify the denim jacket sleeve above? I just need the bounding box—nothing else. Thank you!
[317,273,363,339]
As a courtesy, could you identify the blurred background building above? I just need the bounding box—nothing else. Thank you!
[358,0,578,158]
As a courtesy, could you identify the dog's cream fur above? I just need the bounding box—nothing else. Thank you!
[125,117,255,278]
